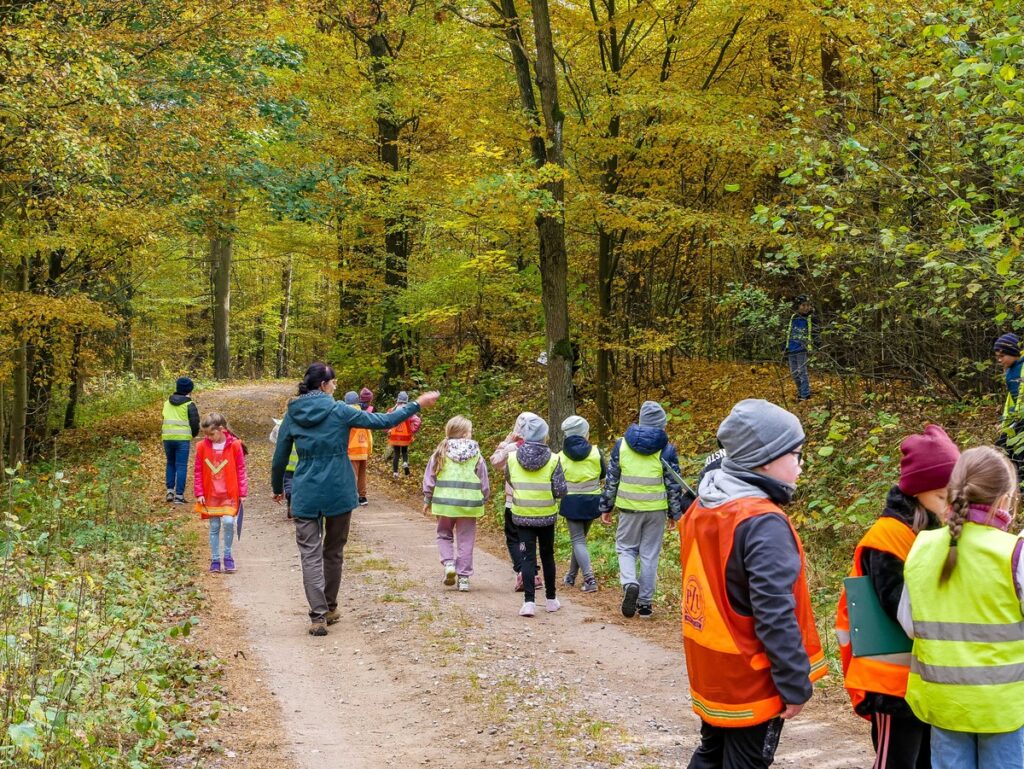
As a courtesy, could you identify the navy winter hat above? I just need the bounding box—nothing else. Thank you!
[995,333,1021,357]
[175,376,194,395]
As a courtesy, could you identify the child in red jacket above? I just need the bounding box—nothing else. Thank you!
[194,413,248,574]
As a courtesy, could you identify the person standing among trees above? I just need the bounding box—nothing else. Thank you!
[162,376,200,504]
[491,412,541,593]
[387,391,421,478]
[680,399,826,769]
[558,415,604,593]
[344,390,372,506]
[784,296,815,402]
[993,333,1024,480]
[271,363,438,636]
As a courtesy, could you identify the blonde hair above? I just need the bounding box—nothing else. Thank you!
[201,412,228,432]
[431,416,472,476]
[941,446,1019,582]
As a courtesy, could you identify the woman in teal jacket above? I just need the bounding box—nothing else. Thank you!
[271,363,438,635]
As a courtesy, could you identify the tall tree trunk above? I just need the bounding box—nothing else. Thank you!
[276,255,293,378]
[8,255,28,466]
[63,332,83,429]
[210,220,233,380]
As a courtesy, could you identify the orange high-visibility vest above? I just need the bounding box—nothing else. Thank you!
[349,427,371,461]
[835,516,917,717]
[193,439,242,519]
[388,411,414,447]
[679,497,827,727]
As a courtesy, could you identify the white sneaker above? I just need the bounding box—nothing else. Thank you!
[546,598,561,613]
[457,576,470,592]
[443,561,456,586]
[519,601,536,617]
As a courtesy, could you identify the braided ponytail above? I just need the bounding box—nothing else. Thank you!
[940,493,969,582]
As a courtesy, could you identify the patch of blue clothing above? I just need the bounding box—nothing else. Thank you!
[786,314,811,353]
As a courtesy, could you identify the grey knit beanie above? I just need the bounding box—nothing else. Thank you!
[397,391,409,403]
[638,401,667,430]
[561,415,589,438]
[343,391,359,405]
[716,399,804,470]
[519,413,549,442]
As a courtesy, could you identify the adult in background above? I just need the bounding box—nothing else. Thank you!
[271,363,438,636]
[784,295,815,401]
[162,376,200,504]
[993,332,1024,481]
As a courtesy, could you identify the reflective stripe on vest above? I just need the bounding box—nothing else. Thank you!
[680,497,827,727]
[787,314,813,351]
[161,400,192,441]
[508,452,559,517]
[558,447,601,496]
[904,523,1024,733]
[286,446,299,473]
[835,516,917,716]
[617,442,666,511]
[431,453,485,518]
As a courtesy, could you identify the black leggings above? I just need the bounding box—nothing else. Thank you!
[517,523,556,602]
[391,445,409,474]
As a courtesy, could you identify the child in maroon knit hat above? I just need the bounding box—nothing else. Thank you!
[835,424,960,769]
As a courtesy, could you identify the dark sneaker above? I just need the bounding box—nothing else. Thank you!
[308,621,328,637]
[638,603,653,618]
[403,463,410,476]
[582,577,599,593]
[165,490,174,502]
[621,583,640,618]
[209,560,221,574]
[223,556,236,574]
[358,496,368,506]
[173,494,186,505]
[563,574,576,588]
[325,609,341,625]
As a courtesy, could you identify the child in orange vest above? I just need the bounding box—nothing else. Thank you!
[345,391,372,505]
[387,391,421,478]
[835,425,959,769]
[193,412,248,573]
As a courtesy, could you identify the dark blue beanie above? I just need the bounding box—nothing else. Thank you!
[994,333,1020,357]
[175,376,194,395]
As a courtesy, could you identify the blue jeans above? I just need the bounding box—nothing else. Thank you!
[931,725,1024,769]
[787,350,810,400]
[209,516,235,561]
[163,440,191,495]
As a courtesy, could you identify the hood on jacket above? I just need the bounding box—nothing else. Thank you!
[169,393,192,406]
[288,392,337,428]
[562,435,593,461]
[624,424,668,455]
[446,438,480,463]
[698,459,794,507]
[515,441,553,471]
[883,485,940,530]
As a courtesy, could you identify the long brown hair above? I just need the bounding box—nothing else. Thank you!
[941,446,1019,582]
[431,416,473,477]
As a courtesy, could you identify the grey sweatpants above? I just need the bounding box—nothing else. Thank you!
[565,519,595,582]
[615,510,667,604]
[295,513,352,622]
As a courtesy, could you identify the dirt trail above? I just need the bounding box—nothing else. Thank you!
[197,383,871,768]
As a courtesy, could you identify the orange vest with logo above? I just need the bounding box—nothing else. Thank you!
[193,440,242,519]
[349,426,371,460]
[388,410,414,447]
[835,516,917,716]
[679,497,827,727]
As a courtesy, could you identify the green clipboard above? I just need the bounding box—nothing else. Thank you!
[844,576,913,657]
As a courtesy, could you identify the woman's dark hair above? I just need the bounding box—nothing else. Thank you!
[298,362,337,395]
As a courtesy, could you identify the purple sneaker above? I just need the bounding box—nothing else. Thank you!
[223,556,236,574]
[209,560,221,573]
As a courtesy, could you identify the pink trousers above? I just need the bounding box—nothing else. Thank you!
[436,516,477,577]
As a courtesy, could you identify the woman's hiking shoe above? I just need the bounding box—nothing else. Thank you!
[581,577,599,593]
[621,583,640,618]
[514,572,524,592]
[443,561,457,586]
[209,560,221,574]
[638,603,653,618]
[546,598,561,613]
[325,609,341,625]
[165,489,174,502]
[519,601,536,617]
[223,556,236,574]
[457,576,470,592]
[308,621,328,637]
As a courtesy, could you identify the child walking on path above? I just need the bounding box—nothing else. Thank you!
[388,391,422,477]
[898,446,1024,769]
[194,412,248,574]
[836,425,960,769]
[345,391,372,506]
[162,376,200,504]
[558,415,604,593]
[422,416,490,591]
[681,399,826,768]
[491,412,539,592]
[599,401,683,618]
[506,414,567,617]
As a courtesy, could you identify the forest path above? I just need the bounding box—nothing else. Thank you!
[197,382,871,768]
